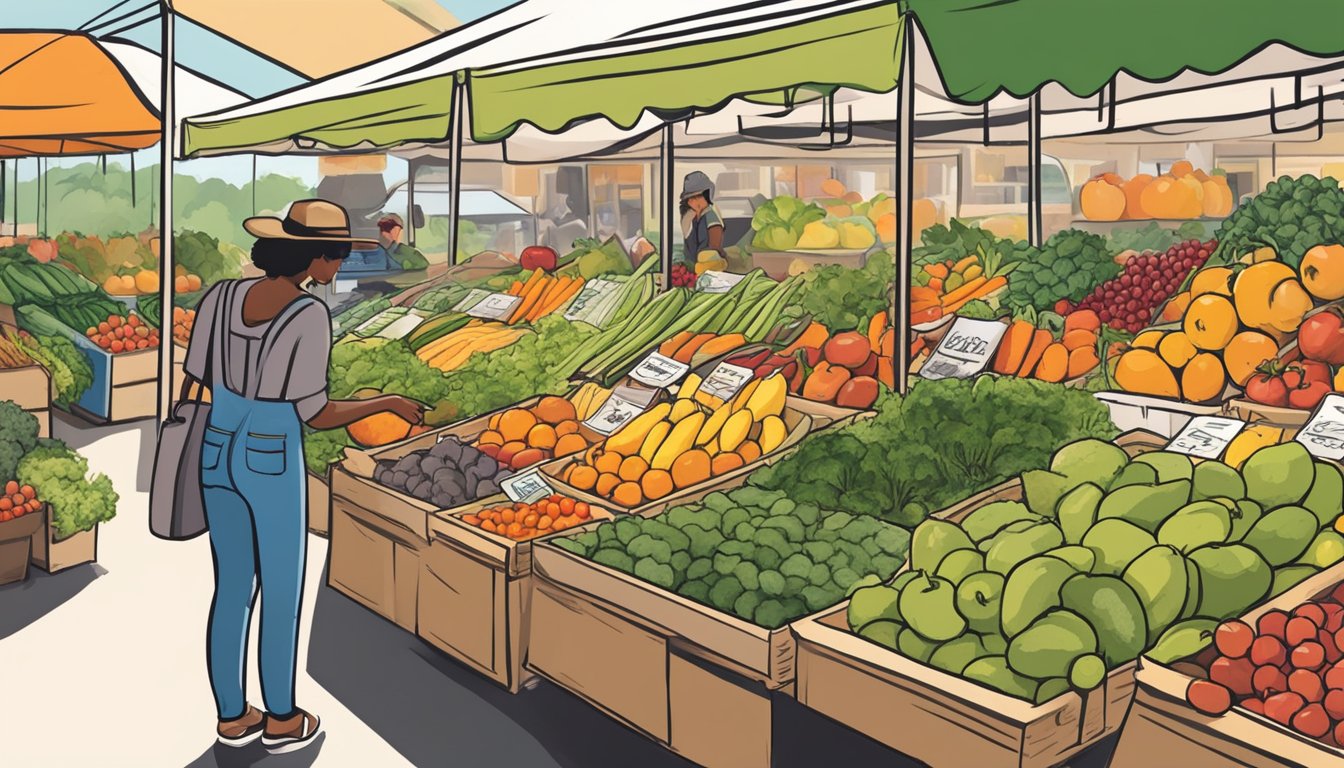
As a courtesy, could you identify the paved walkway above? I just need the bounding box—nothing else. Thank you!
[1,413,1117,768]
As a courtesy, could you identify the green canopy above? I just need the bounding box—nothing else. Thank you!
[468,3,905,143]
[909,0,1344,103]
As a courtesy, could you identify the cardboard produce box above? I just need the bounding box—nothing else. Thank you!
[1110,564,1344,768]
[0,363,52,437]
[30,521,97,573]
[417,495,612,693]
[790,431,1165,768]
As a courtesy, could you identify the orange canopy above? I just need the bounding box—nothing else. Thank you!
[0,32,159,158]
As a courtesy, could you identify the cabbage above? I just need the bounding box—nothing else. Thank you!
[751,195,825,250]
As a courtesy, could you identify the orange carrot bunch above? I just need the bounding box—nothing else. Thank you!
[505,268,585,325]
[992,309,1103,382]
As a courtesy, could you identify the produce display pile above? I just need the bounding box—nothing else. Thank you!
[1178,585,1344,746]
[1080,161,1234,222]
[988,310,1103,383]
[373,435,512,510]
[460,493,597,541]
[476,391,607,470]
[500,268,586,325]
[740,316,891,406]
[0,400,116,538]
[0,331,36,369]
[550,485,910,628]
[1212,175,1344,268]
[1065,239,1215,333]
[556,373,791,508]
[13,331,92,407]
[85,313,159,354]
[1004,229,1117,313]
[1,251,127,333]
[910,241,1016,324]
[845,438,1344,704]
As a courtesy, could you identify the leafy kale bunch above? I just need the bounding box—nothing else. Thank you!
[14,435,118,538]
[0,400,40,482]
[1005,229,1117,312]
[750,377,1117,527]
[793,249,895,333]
[1212,174,1344,268]
[913,218,1034,270]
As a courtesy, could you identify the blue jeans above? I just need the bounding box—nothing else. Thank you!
[200,386,306,720]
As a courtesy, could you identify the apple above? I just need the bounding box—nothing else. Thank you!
[1298,310,1344,365]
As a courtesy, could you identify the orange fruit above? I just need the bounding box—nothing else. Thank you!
[1183,295,1238,351]
[1157,331,1198,369]
[1301,245,1344,301]
[526,423,558,450]
[497,409,537,443]
[1222,331,1278,387]
[1181,353,1227,404]
[1114,349,1180,399]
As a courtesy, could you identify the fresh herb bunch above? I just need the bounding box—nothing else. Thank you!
[1004,229,1117,312]
[1212,174,1344,268]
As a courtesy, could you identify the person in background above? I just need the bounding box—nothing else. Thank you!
[377,213,428,270]
[680,171,725,260]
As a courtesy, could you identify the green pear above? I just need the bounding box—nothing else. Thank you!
[1001,555,1078,637]
[857,619,903,650]
[1272,565,1319,595]
[1022,470,1073,517]
[1181,557,1202,620]
[1189,544,1272,620]
[1007,610,1097,679]
[897,627,940,662]
[1046,545,1097,572]
[1070,654,1107,691]
[1303,462,1344,528]
[960,501,1041,543]
[847,584,903,631]
[1057,483,1105,545]
[1134,452,1194,482]
[1242,506,1318,566]
[929,633,991,676]
[1192,460,1246,500]
[1097,480,1192,532]
[936,549,986,585]
[979,631,1008,655]
[898,573,967,642]
[1084,519,1157,575]
[1122,545,1188,644]
[1034,677,1071,704]
[962,655,1038,701]
[911,519,975,573]
[1157,501,1232,553]
[977,520,1035,553]
[984,521,1064,574]
[1229,499,1262,542]
[1146,618,1217,664]
[1050,439,1129,487]
[955,571,1005,634]
[1110,462,1158,489]
[1242,442,1314,509]
[1298,530,1344,569]
[1061,574,1148,667]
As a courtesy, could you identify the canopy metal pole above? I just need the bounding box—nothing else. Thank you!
[659,123,675,291]
[43,158,49,236]
[407,157,417,248]
[1026,92,1043,248]
[130,153,136,208]
[251,155,256,214]
[1,160,6,230]
[445,77,465,265]
[157,0,176,426]
[11,160,17,236]
[34,158,41,237]
[892,20,915,395]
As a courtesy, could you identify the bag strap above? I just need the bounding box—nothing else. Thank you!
[186,279,238,406]
[248,293,318,399]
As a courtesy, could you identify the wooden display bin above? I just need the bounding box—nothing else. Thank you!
[789,430,1164,768]
[783,394,872,432]
[528,539,796,768]
[30,521,97,573]
[417,495,613,693]
[1110,564,1344,768]
[68,344,160,424]
[0,363,52,438]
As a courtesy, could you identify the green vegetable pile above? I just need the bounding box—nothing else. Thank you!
[174,230,245,287]
[1212,174,1344,268]
[1004,229,1117,312]
[750,377,1118,527]
[551,485,910,628]
[846,439,1343,703]
[791,249,894,333]
[750,195,826,251]
[19,333,93,407]
[0,400,117,538]
[913,219,1033,270]
[1105,221,1207,256]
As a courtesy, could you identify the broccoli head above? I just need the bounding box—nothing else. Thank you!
[784,575,807,597]
[0,400,40,480]
[685,524,726,559]
[733,561,760,591]
[670,550,692,576]
[761,516,805,543]
[754,546,782,570]
[681,579,711,604]
[701,492,736,513]
[822,511,855,531]
[634,557,676,590]
[713,553,742,576]
[753,599,789,629]
[686,558,713,581]
[759,569,786,597]
[875,526,911,557]
[709,575,745,611]
[734,520,757,542]
[720,507,750,537]
[719,540,754,559]
[551,537,589,557]
[803,541,834,563]
[832,567,862,590]
[752,528,791,558]
[613,518,643,545]
[808,563,831,587]
[793,502,822,528]
[801,585,837,612]
[628,534,673,564]
[641,519,691,552]
[592,548,635,573]
[779,553,813,580]
[733,591,763,622]
[767,498,796,518]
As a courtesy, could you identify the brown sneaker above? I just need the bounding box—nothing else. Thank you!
[261,709,321,754]
[217,705,265,747]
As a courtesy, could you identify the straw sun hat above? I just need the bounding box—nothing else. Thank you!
[243,199,378,244]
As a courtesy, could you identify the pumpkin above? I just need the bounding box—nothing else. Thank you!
[1121,174,1152,219]
[1202,177,1234,217]
[913,198,938,239]
[1169,160,1194,178]
[1177,176,1206,217]
[1140,176,1201,220]
[1080,178,1126,221]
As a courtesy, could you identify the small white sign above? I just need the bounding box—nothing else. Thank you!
[695,270,745,294]
[375,314,425,340]
[629,352,691,389]
[466,292,522,321]
[1296,394,1344,461]
[1167,416,1246,459]
[698,362,755,402]
[564,279,620,322]
[582,385,657,436]
[919,318,1009,381]
[452,288,491,313]
[500,469,554,504]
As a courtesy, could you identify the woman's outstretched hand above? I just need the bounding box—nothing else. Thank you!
[380,395,426,424]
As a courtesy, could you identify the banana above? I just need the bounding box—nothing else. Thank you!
[696,403,733,446]
[637,420,673,464]
[668,399,699,423]
[744,374,786,420]
[678,373,702,400]
[651,412,704,470]
[604,402,671,456]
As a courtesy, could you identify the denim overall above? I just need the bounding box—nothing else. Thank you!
[200,283,313,721]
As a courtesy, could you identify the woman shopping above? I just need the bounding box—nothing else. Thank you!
[180,199,424,753]
[680,171,725,260]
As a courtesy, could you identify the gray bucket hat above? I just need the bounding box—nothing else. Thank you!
[680,171,714,201]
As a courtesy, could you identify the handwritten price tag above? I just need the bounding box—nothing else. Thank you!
[695,271,745,294]
[1296,394,1344,461]
[919,318,1009,381]
[1166,416,1246,459]
[697,362,755,402]
[452,288,491,313]
[582,385,658,436]
[466,292,522,321]
[500,469,554,504]
[628,352,690,389]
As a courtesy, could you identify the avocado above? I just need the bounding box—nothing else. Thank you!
[1192,460,1245,500]
[1189,544,1272,620]
[1242,442,1314,508]
[984,521,1065,574]
[1000,555,1077,638]
[1056,483,1105,546]
[1007,610,1098,680]
[1096,480,1191,532]
[1242,506,1319,566]
[1122,545,1188,644]
[1083,518,1157,575]
[1157,501,1232,553]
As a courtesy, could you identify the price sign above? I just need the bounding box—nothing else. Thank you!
[466,292,522,321]
[452,288,491,313]
[1166,416,1246,459]
[695,271,745,294]
[919,318,1009,381]
[582,385,658,436]
[1296,394,1344,461]
[500,469,554,504]
[628,352,690,389]
[564,279,620,323]
[697,362,755,402]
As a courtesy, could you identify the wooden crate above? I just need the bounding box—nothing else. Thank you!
[307,470,331,538]
[30,522,97,573]
[0,364,51,437]
[789,430,1165,768]
[417,495,612,693]
[69,344,159,424]
[783,394,872,431]
[1110,563,1344,768]
[542,406,813,518]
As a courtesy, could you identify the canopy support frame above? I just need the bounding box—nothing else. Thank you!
[157,0,176,426]
[1026,92,1043,248]
[659,123,675,292]
[445,77,465,265]
[893,17,915,397]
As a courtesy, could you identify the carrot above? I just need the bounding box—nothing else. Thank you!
[1016,329,1053,378]
[939,276,988,308]
[508,269,549,323]
[924,263,950,279]
[910,337,926,359]
[782,322,829,354]
[527,276,570,322]
[942,275,1008,314]
[1034,343,1070,383]
[672,332,716,364]
[508,280,524,296]
[867,311,887,351]
[534,278,582,321]
[909,287,940,306]
[910,306,943,326]
[951,255,979,274]
[928,278,943,293]
[992,319,1033,374]
[660,330,696,357]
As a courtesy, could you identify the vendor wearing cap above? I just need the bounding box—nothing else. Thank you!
[377,213,429,271]
[680,171,725,260]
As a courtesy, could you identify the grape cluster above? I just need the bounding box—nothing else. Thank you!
[670,262,697,288]
[1071,239,1217,333]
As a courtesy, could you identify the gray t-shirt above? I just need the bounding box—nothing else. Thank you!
[184,279,332,421]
